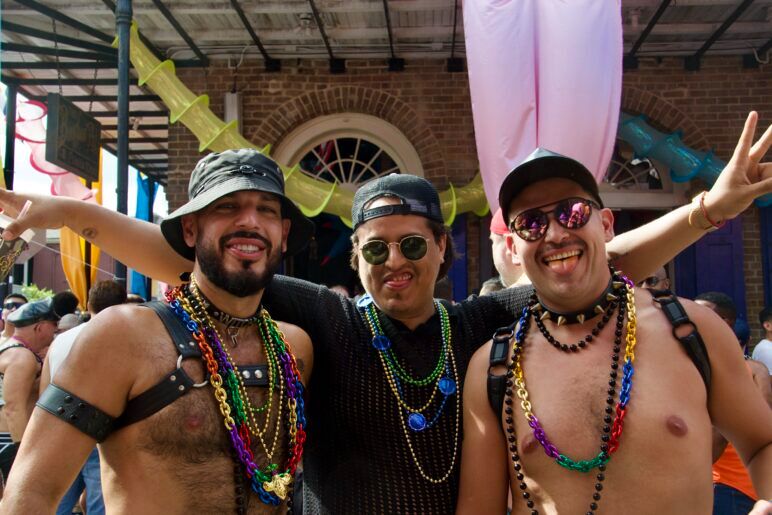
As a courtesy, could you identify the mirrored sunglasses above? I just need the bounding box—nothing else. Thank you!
[510,197,599,242]
[360,235,430,265]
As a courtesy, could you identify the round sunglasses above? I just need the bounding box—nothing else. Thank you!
[359,235,430,265]
[510,197,600,242]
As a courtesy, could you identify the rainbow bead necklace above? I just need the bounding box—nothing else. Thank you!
[359,295,461,483]
[505,277,638,514]
[166,282,306,510]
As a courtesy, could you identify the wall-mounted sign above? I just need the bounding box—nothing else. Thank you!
[45,93,101,182]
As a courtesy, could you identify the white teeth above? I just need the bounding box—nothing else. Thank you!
[543,250,581,262]
[388,273,411,282]
[233,244,260,252]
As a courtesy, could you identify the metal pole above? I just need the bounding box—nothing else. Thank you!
[4,85,17,190]
[2,86,17,300]
[145,178,154,298]
[114,0,132,284]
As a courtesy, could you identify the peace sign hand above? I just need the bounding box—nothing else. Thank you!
[705,111,772,221]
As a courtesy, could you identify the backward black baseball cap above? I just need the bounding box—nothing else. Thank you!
[498,148,604,225]
[160,149,314,260]
[351,174,445,230]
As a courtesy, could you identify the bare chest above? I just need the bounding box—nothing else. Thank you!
[503,318,712,513]
[105,343,294,513]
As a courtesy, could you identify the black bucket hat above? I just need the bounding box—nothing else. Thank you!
[498,148,604,225]
[160,149,314,260]
[351,174,445,230]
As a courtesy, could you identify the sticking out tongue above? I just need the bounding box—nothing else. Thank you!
[545,254,580,274]
[385,273,412,289]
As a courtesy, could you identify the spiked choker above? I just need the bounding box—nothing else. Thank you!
[530,268,626,326]
[189,279,261,329]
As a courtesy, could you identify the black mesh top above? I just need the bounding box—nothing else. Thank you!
[263,275,533,514]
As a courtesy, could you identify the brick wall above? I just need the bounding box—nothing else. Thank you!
[166,56,770,324]
[623,56,771,342]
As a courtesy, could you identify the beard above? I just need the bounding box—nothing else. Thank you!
[195,231,283,298]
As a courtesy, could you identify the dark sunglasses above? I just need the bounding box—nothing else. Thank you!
[639,276,663,288]
[359,235,430,265]
[510,197,600,242]
[3,301,24,310]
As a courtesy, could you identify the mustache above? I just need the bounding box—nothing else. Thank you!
[219,231,271,250]
[536,239,585,259]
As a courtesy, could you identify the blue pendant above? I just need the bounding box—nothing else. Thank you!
[439,377,456,395]
[372,335,392,351]
[356,294,373,308]
[408,413,427,432]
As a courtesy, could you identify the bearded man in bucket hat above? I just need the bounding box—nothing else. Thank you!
[1,149,314,514]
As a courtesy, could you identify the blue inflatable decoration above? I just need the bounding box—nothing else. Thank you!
[617,113,771,207]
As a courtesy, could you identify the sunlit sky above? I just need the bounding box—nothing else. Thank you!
[1,85,169,220]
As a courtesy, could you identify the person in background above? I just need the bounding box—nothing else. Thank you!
[56,314,81,335]
[694,292,772,515]
[0,294,27,432]
[637,266,670,291]
[0,292,78,479]
[752,307,772,374]
[0,294,28,345]
[489,208,528,288]
[479,276,506,296]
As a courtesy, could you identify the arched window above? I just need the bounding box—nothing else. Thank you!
[274,113,424,190]
[599,138,687,210]
[298,137,402,186]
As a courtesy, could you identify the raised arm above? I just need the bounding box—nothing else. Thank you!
[0,191,191,284]
[608,111,772,282]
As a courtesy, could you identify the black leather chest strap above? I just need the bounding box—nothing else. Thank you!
[113,301,204,430]
[652,291,711,392]
[487,324,515,417]
[37,383,115,442]
[236,365,270,387]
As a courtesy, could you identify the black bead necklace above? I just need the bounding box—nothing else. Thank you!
[530,270,626,326]
[505,288,628,515]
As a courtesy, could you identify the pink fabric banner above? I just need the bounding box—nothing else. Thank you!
[463,0,623,208]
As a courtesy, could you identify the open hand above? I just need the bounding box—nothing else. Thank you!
[705,111,772,221]
[0,189,68,240]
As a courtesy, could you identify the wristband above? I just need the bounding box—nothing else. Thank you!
[699,192,725,229]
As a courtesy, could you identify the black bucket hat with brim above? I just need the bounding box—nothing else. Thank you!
[160,149,314,260]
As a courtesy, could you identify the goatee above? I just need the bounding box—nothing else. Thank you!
[195,231,282,298]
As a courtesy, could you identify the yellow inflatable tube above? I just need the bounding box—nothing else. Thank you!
[118,23,489,226]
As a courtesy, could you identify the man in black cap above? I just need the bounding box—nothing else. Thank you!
[1,149,314,514]
[0,292,78,478]
[456,147,772,514]
[0,113,769,514]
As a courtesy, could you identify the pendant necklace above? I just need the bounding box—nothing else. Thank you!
[358,294,460,484]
